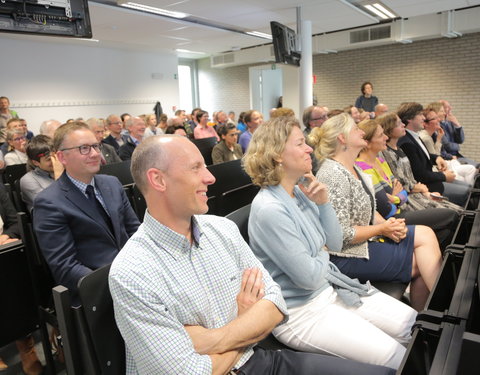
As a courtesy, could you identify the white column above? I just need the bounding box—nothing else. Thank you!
[299,19,313,118]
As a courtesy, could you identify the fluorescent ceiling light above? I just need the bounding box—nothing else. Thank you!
[175,49,206,54]
[364,4,388,19]
[246,31,272,40]
[372,3,396,18]
[118,1,188,19]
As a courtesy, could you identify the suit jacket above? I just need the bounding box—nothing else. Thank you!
[398,131,446,193]
[118,137,137,161]
[101,142,122,164]
[33,172,140,294]
[102,134,128,153]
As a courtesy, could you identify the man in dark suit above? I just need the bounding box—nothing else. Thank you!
[119,116,146,161]
[397,102,468,206]
[86,117,122,164]
[33,122,140,299]
[102,114,128,153]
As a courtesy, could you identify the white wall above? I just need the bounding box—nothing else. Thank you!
[1,36,180,134]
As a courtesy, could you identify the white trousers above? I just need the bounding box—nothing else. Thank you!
[273,286,417,370]
[448,159,476,186]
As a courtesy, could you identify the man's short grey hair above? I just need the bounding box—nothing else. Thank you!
[105,114,119,125]
[85,118,104,129]
[131,135,177,194]
[39,119,62,138]
[125,116,144,130]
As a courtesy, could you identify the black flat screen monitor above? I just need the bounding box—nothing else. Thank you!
[0,0,92,38]
[270,21,301,66]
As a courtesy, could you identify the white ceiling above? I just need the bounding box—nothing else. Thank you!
[3,0,480,57]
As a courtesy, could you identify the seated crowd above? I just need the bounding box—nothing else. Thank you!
[0,91,478,374]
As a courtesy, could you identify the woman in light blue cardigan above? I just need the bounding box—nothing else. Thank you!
[244,116,416,370]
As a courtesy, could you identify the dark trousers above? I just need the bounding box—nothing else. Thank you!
[237,347,395,375]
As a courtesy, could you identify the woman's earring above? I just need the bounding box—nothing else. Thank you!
[343,145,347,152]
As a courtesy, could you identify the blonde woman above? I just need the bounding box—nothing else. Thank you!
[311,113,441,311]
[245,116,416,369]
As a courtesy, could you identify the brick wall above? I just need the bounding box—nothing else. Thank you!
[198,32,480,159]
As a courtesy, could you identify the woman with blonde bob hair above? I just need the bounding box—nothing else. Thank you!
[244,116,416,370]
[311,113,441,311]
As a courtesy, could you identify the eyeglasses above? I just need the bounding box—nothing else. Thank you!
[60,143,101,155]
[311,116,328,121]
[110,121,122,125]
[13,136,26,142]
[424,118,437,123]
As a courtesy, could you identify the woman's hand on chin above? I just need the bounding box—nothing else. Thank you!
[299,172,329,205]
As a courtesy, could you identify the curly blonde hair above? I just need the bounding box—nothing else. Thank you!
[243,116,300,187]
[309,113,355,161]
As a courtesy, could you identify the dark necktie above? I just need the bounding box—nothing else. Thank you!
[85,185,113,234]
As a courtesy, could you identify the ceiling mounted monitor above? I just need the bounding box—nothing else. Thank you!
[270,21,301,67]
[0,0,92,38]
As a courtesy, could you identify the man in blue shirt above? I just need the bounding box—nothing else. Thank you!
[109,135,394,375]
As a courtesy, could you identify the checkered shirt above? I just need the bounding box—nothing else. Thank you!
[109,211,288,374]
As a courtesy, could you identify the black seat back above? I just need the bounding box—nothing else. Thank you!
[77,263,125,374]
[3,163,27,185]
[225,204,251,244]
[99,160,133,185]
[191,137,217,166]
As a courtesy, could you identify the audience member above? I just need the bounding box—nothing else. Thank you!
[270,108,295,118]
[120,113,131,136]
[103,114,127,153]
[33,122,140,301]
[228,110,235,122]
[5,128,27,166]
[0,96,19,142]
[119,117,146,161]
[18,119,34,140]
[437,100,477,166]
[344,105,361,123]
[356,119,459,250]
[1,118,24,155]
[165,125,187,136]
[378,113,463,213]
[157,113,168,134]
[109,134,394,375]
[375,103,389,118]
[39,119,62,139]
[302,105,328,137]
[237,111,247,133]
[245,116,415,369]
[239,110,263,152]
[214,110,230,128]
[420,108,476,186]
[143,114,158,139]
[211,123,243,164]
[355,82,378,116]
[358,108,371,122]
[193,110,219,141]
[397,102,469,206]
[87,118,122,164]
[187,107,201,132]
[20,135,56,211]
[311,113,441,311]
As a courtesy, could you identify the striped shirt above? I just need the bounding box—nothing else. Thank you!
[109,211,288,374]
